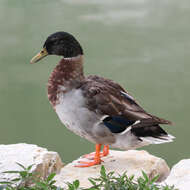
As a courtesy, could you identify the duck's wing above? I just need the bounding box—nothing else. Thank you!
[80,75,172,138]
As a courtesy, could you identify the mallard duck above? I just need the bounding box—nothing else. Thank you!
[30,32,174,167]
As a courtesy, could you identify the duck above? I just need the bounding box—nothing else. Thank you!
[30,31,174,167]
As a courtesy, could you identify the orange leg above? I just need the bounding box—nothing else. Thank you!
[82,145,110,160]
[75,144,102,167]
[103,145,109,156]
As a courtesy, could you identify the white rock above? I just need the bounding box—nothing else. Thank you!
[55,150,170,188]
[161,159,190,190]
[0,143,63,182]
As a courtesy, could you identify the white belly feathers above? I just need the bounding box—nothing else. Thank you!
[55,88,97,139]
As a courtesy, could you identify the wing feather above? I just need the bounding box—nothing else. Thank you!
[80,75,172,134]
[81,75,149,118]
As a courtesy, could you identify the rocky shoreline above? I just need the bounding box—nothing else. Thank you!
[0,143,189,190]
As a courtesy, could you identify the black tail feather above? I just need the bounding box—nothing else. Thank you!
[131,118,168,138]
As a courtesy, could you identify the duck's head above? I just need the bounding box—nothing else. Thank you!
[30,32,83,64]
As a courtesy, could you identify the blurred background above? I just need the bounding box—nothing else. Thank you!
[0,0,189,167]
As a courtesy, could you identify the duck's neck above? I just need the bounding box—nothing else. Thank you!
[48,55,84,106]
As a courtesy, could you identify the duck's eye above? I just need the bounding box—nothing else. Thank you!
[41,50,44,53]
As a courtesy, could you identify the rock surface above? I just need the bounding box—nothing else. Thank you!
[0,143,63,181]
[55,150,170,188]
[162,159,190,190]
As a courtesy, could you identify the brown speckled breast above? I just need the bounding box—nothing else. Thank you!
[47,56,84,107]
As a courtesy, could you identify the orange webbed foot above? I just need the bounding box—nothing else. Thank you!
[74,144,104,167]
[82,145,109,160]
[74,159,103,167]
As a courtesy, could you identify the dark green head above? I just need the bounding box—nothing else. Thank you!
[31,31,83,64]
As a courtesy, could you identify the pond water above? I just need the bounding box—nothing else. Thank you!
[0,0,189,166]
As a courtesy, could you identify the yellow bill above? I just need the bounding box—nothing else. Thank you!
[30,48,48,64]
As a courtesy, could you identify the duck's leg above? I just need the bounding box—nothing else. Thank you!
[75,144,102,167]
[82,145,109,159]
[102,145,109,156]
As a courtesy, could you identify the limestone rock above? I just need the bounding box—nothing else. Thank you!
[55,150,170,188]
[162,159,190,190]
[0,143,63,182]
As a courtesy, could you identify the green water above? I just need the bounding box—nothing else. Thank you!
[0,0,189,167]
